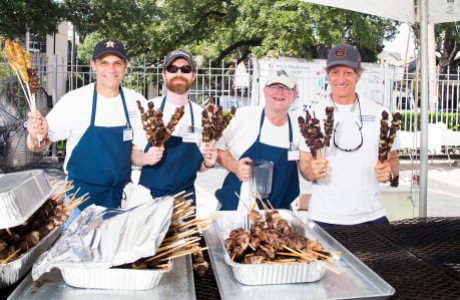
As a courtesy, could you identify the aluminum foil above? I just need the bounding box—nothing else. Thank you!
[216,210,335,285]
[32,196,174,281]
[0,169,53,229]
[0,227,60,288]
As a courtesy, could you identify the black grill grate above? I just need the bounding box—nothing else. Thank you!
[193,240,221,299]
[328,217,460,300]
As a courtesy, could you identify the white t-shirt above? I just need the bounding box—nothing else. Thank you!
[46,83,146,173]
[132,96,203,151]
[302,96,401,225]
[216,105,302,157]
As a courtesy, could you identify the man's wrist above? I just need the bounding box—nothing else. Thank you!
[203,161,214,169]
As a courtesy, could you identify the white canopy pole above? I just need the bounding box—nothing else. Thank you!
[419,0,429,217]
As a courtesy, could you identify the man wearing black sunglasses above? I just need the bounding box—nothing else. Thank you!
[131,49,216,205]
[299,43,400,230]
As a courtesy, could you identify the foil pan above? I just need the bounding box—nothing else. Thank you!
[60,266,168,291]
[0,227,60,288]
[216,210,336,285]
[0,170,53,229]
[32,197,174,290]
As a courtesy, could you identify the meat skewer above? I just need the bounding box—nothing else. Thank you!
[136,100,185,147]
[0,181,88,264]
[378,111,390,163]
[5,39,42,143]
[202,96,236,145]
[299,111,324,158]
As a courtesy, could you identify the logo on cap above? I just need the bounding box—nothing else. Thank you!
[277,70,288,77]
[334,48,347,57]
[105,40,116,48]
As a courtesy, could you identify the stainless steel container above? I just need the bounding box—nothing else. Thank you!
[0,169,53,229]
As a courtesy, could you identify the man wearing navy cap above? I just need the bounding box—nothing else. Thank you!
[27,38,146,225]
[215,69,302,210]
[131,49,216,205]
[299,43,400,229]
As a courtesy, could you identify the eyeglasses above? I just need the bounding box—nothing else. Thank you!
[268,84,295,94]
[166,65,193,74]
[332,97,364,152]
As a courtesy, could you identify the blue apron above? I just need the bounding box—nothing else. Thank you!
[66,86,132,210]
[138,97,202,203]
[215,109,300,210]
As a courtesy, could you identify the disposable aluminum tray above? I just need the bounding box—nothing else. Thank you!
[216,210,330,285]
[0,170,53,229]
[205,210,395,299]
[0,227,60,288]
[8,255,195,300]
[61,264,168,291]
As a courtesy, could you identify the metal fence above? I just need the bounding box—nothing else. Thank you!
[1,55,460,170]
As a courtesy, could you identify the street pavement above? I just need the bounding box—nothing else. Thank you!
[39,158,460,220]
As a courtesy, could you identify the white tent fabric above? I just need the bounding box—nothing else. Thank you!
[301,0,415,23]
[301,0,460,24]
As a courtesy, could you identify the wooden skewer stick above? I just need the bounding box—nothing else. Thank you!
[266,199,275,210]
[0,248,21,266]
[255,192,269,211]
[234,192,250,212]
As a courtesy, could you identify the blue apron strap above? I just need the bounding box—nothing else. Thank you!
[119,87,131,127]
[90,86,98,127]
[288,115,293,143]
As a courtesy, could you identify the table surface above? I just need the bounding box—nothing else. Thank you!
[3,217,460,300]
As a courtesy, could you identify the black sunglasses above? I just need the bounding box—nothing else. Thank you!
[166,65,193,74]
[333,121,363,152]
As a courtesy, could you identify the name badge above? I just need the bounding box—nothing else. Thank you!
[183,132,201,144]
[123,128,133,142]
[288,150,300,161]
[288,143,299,161]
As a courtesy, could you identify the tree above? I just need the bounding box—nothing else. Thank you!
[0,0,64,38]
[435,23,460,73]
[67,0,399,66]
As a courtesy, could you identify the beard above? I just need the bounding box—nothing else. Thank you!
[165,76,193,94]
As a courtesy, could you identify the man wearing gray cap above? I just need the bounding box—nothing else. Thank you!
[215,69,302,210]
[131,49,216,204]
[26,38,146,222]
[299,43,400,230]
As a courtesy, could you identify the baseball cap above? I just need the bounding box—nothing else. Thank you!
[327,43,361,69]
[92,38,127,61]
[163,49,196,69]
[265,69,297,89]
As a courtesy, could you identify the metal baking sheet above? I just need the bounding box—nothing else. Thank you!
[204,211,395,300]
[0,169,53,229]
[7,255,195,300]
[0,227,60,288]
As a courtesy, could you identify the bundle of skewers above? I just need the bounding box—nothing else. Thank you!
[117,191,214,277]
[224,198,340,274]
[137,100,185,147]
[378,111,402,163]
[4,40,41,111]
[202,96,236,144]
[4,39,42,143]
[298,107,334,158]
[0,181,88,266]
